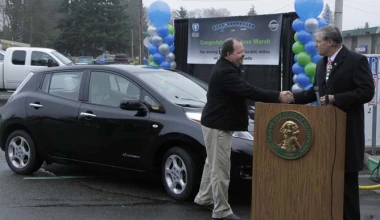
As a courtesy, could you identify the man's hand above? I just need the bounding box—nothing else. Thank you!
[279,91,294,104]
[320,95,335,105]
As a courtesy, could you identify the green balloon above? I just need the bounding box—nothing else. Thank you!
[149,54,153,62]
[292,41,305,54]
[167,24,174,35]
[149,61,158,67]
[294,33,298,42]
[297,52,311,66]
[305,62,317,77]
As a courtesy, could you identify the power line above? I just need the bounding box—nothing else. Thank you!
[345,4,380,16]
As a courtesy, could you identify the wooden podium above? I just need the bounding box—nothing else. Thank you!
[252,103,347,220]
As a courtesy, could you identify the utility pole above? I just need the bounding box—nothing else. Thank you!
[334,0,343,30]
[139,0,143,64]
[131,29,134,60]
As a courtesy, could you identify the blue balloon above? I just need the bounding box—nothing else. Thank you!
[294,55,298,63]
[160,61,171,69]
[292,63,304,75]
[153,53,165,64]
[148,1,171,27]
[297,30,312,44]
[317,17,327,28]
[149,36,153,44]
[157,25,169,38]
[169,44,175,53]
[296,72,311,87]
[164,34,174,46]
[148,44,158,55]
[312,54,323,63]
[294,0,324,20]
[305,41,317,56]
[292,18,305,32]
[304,84,313,90]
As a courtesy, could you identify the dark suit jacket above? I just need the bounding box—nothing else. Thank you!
[294,45,374,172]
[201,57,280,131]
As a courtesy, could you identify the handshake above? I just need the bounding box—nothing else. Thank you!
[279,91,294,104]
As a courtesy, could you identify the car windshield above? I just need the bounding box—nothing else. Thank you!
[51,51,74,66]
[138,71,207,107]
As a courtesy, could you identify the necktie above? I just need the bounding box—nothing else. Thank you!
[326,58,332,84]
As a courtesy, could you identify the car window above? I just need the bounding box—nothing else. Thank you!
[143,91,164,112]
[12,50,26,65]
[47,71,83,100]
[31,51,58,66]
[89,71,141,107]
[0,52,4,61]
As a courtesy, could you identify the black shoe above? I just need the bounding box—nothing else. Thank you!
[195,202,214,211]
[212,213,242,220]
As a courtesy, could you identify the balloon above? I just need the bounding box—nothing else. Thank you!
[305,41,317,56]
[169,44,175,53]
[292,63,304,75]
[304,84,313,90]
[149,54,153,62]
[294,0,324,20]
[297,30,312,44]
[160,61,171,69]
[292,83,303,93]
[148,1,172,27]
[292,41,305,54]
[294,33,298,42]
[297,52,311,66]
[165,52,175,62]
[304,18,319,32]
[159,43,170,55]
[151,35,163,46]
[170,61,177,69]
[312,54,323,63]
[293,75,298,84]
[153,53,165,64]
[294,54,298,63]
[317,17,327,28]
[148,44,158,54]
[305,62,317,77]
[296,72,311,87]
[157,25,169,38]
[147,26,157,36]
[292,18,304,32]
[167,24,174,35]
[149,61,159,67]
[164,34,174,46]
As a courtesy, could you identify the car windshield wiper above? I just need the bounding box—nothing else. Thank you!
[174,96,206,104]
[175,103,203,108]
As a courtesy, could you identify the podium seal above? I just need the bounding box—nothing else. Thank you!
[266,111,313,160]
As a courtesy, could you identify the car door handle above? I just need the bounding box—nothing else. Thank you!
[80,112,96,117]
[29,103,43,108]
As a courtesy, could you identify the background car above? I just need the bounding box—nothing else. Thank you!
[113,53,129,64]
[0,65,254,201]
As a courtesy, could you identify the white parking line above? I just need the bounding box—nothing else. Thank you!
[23,176,97,180]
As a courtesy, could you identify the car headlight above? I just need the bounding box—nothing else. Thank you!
[185,112,201,123]
[233,131,254,141]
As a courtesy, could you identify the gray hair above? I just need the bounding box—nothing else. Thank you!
[220,38,242,57]
[317,25,343,46]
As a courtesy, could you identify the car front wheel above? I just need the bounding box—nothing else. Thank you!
[161,147,201,201]
[5,130,43,175]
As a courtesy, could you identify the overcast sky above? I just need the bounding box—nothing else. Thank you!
[142,0,380,31]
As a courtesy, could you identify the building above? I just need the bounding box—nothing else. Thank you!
[343,26,380,54]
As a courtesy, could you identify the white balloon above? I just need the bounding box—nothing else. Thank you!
[165,52,175,62]
[170,61,177,69]
[291,83,303,94]
[158,43,170,56]
[293,75,298,84]
[304,18,319,32]
[151,35,163,46]
[147,26,156,36]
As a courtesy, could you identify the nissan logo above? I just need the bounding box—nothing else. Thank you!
[268,20,279,31]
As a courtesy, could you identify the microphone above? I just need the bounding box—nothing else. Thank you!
[313,86,321,106]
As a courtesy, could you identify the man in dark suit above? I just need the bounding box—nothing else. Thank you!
[294,25,375,220]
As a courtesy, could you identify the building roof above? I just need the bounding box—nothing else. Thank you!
[343,27,380,37]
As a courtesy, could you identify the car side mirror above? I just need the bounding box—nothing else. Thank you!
[48,59,59,67]
[120,99,148,117]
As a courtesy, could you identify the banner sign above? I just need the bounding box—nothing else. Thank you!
[187,14,283,65]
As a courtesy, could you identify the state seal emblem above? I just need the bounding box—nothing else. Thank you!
[266,111,313,160]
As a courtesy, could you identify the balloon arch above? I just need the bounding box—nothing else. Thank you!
[291,0,327,99]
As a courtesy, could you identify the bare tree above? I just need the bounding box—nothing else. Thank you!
[247,4,257,16]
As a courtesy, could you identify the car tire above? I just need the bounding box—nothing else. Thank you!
[4,130,43,175]
[161,147,201,201]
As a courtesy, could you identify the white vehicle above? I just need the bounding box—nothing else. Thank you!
[0,47,74,90]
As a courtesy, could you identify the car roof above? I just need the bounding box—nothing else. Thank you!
[33,64,171,75]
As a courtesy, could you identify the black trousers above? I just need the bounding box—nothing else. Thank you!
[344,172,360,220]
